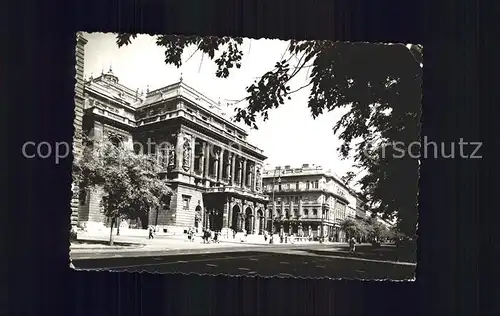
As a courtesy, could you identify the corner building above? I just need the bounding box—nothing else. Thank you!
[77,68,268,236]
[262,164,357,242]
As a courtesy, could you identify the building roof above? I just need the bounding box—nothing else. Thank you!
[85,70,248,136]
[262,164,350,190]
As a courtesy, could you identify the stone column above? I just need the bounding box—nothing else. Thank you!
[222,202,229,229]
[199,141,205,175]
[238,159,243,186]
[204,142,210,178]
[228,200,233,229]
[175,132,183,171]
[231,153,236,185]
[242,159,247,188]
[225,153,232,182]
[252,163,257,191]
[251,213,256,234]
[218,148,224,181]
[214,148,220,180]
[248,165,253,188]
[190,137,196,173]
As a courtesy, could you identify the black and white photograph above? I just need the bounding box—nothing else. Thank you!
[69,32,422,280]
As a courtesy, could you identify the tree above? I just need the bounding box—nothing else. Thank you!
[341,171,356,186]
[340,218,366,240]
[73,136,173,245]
[116,34,422,238]
[365,217,389,246]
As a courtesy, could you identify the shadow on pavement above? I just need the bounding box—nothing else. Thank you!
[72,250,416,280]
[301,245,417,263]
[72,239,141,247]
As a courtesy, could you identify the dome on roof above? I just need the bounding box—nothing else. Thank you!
[102,66,119,84]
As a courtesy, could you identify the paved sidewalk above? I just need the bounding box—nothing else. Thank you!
[71,229,349,254]
[71,234,259,254]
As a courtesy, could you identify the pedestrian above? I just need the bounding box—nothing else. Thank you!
[190,227,196,242]
[263,231,268,242]
[214,231,219,243]
[349,237,356,253]
[202,229,208,243]
[148,226,154,239]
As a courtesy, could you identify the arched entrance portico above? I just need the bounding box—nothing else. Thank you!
[244,207,253,233]
[231,204,241,231]
[206,208,223,231]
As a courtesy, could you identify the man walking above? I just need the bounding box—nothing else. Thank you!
[148,226,155,239]
[349,237,356,253]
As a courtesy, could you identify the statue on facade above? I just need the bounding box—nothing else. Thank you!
[256,167,262,191]
[182,137,192,172]
[167,142,175,170]
[249,165,254,185]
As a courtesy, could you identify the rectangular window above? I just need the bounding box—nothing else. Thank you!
[306,181,310,190]
[296,182,299,190]
[313,181,319,189]
[182,195,191,210]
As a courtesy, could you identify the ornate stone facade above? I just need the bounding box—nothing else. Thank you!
[71,33,88,233]
[262,164,357,242]
[76,44,268,235]
[182,135,192,172]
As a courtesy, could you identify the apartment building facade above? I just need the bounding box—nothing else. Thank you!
[76,63,268,235]
[262,164,358,242]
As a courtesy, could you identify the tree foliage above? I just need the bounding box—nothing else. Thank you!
[115,34,422,238]
[73,136,172,244]
[365,217,390,244]
[340,218,367,240]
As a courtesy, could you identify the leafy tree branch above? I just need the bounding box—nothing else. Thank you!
[115,34,422,238]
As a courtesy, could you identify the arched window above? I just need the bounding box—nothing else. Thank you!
[108,132,123,148]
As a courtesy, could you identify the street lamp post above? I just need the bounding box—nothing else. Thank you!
[320,194,326,243]
[269,167,282,244]
[320,207,324,243]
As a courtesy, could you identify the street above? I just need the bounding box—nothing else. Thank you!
[72,244,416,280]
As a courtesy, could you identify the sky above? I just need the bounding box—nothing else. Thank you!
[82,32,356,178]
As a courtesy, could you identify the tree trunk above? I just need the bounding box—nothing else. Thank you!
[117,218,120,236]
[109,217,115,246]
